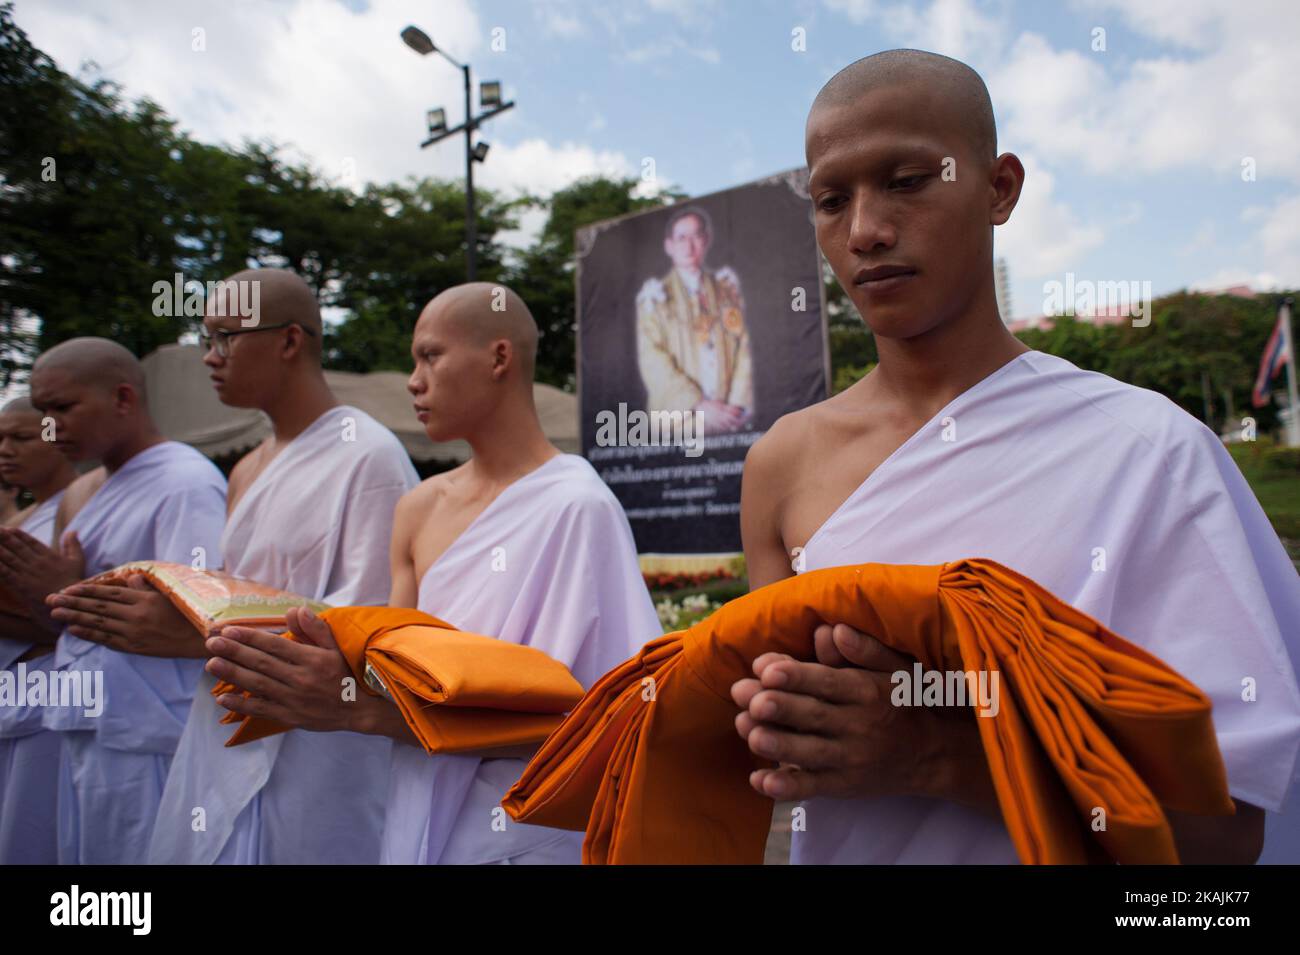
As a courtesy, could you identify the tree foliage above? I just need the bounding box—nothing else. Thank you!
[1,3,1292,428]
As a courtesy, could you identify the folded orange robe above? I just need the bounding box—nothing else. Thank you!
[215,606,586,752]
[503,559,1234,865]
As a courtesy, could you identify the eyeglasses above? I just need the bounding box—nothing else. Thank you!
[199,322,317,358]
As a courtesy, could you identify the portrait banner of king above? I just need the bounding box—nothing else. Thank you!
[577,169,829,555]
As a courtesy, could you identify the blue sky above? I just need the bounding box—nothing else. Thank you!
[16,0,1300,320]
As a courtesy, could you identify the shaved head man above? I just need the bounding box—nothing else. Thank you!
[204,281,660,865]
[0,394,77,863]
[734,50,1300,865]
[803,49,1009,344]
[0,397,76,532]
[169,268,416,864]
[203,267,325,406]
[0,336,229,864]
[411,283,541,440]
[49,268,417,864]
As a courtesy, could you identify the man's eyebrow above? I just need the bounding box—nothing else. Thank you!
[809,140,948,182]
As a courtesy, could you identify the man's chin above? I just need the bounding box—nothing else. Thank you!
[214,390,257,410]
[857,307,944,342]
[423,423,460,444]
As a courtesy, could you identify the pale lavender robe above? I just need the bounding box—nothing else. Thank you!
[790,351,1300,864]
[383,455,660,864]
[149,407,417,864]
[41,442,227,864]
[0,492,63,862]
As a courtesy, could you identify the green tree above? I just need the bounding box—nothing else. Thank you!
[509,176,679,390]
[323,177,519,372]
[2,5,223,363]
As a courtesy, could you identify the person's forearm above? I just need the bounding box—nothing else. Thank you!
[908,711,1002,819]
[350,694,420,744]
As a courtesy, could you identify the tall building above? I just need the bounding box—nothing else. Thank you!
[994,256,1012,324]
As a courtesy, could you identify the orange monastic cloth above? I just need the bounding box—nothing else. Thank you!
[216,606,585,752]
[503,559,1233,864]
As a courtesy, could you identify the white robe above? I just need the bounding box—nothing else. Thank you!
[791,351,1300,864]
[40,441,227,864]
[0,492,64,862]
[149,406,417,864]
[383,454,660,864]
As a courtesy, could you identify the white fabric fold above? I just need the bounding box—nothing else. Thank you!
[382,454,660,865]
[789,351,1300,864]
[149,406,417,864]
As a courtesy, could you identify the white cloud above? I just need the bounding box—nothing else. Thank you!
[646,0,723,28]
[882,0,1009,63]
[1249,193,1300,267]
[826,0,1300,296]
[822,0,879,25]
[1187,193,1300,291]
[16,0,653,261]
[994,153,1105,278]
[18,0,637,201]
[21,0,485,188]
[475,138,634,198]
[534,3,587,39]
[821,0,1300,185]
[1189,269,1284,293]
[1075,0,1239,52]
[993,4,1300,183]
[621,34,721,64]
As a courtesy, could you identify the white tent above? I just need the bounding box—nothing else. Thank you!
[142,344,579,463]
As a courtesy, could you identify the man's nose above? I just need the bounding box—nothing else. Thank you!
[846,194,897,254]
[407,370,424,396]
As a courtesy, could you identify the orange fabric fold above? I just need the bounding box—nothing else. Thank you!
[217,606,586,752]
[503,559,1234,865]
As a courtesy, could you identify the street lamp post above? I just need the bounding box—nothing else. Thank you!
[401,25,515,282]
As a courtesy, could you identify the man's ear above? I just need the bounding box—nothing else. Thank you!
[988,152,1025,227]
[114,382,140,415]
[491,338,513,380]
[281,324,307,361]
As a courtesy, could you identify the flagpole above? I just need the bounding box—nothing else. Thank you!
[1283,297,1300,447]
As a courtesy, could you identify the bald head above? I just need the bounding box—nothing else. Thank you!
[419,282,539,378]
[212,268,323,356]
[32,337,147,399]
[1,396,38,416]
[810,49,997,163]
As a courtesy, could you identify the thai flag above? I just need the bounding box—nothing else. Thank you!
[1252,304,1291,408]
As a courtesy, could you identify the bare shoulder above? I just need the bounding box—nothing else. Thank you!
[745,390,851,478]
[61,466,107,514]
[225,441,272,510]
[395,464,464,519]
